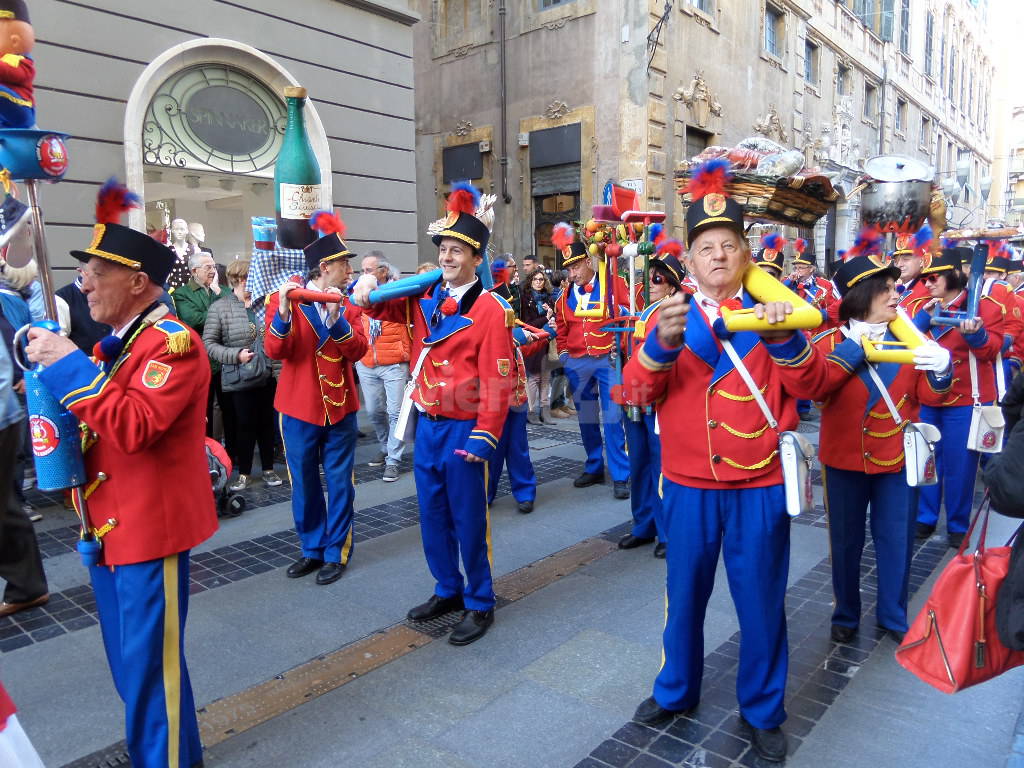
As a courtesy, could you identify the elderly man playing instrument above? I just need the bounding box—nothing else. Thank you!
[620,160,829,763]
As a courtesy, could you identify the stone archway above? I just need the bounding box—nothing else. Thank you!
[122,38,332,232]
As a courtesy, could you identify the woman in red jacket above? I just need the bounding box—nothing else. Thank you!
[803,251,951,643]
[909,246,1005,547]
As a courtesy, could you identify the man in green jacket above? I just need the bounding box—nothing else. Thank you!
[172,252,235,453]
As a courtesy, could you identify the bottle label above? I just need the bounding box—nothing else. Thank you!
[279,184,322,220]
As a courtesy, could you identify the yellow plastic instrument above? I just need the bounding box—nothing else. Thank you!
[574,248,610,319]
[861,308,927,364]
[719,263,824,332]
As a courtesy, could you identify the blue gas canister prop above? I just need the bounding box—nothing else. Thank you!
[0,129,70,180]
[14,321,86,491]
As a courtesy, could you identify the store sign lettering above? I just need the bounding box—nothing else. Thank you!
[186,85,271,156]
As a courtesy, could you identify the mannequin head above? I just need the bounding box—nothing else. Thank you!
[0,18,33,58]
[170,218,189,246]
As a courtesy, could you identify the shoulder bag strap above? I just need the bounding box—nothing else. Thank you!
[996,351,1007,403]
[719,337,778,430]
[969,351,982,407]
[864,362,904,426]
[839,324,904,425]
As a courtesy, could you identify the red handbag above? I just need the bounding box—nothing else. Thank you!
[895,495,1024,693]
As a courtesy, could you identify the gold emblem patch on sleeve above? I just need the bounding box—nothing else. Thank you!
[142,360,172,389]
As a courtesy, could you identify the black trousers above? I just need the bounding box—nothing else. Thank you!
[207,372,238,462]
[0,420,47,603]
[230,379,278,475]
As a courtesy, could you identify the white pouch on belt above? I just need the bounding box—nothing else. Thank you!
[966,352,1004,454]
[719,337,812,518]
[902,421,941,487]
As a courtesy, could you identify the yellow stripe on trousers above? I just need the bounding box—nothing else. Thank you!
[162,555,182,768]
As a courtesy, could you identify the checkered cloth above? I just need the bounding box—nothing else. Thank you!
[248,247,306,324]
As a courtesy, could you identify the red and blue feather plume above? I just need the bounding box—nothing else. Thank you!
[685,158,731,201]
[793,238,807,255]
[648,222,664,246]
[656,239,683,258]
[309,210,346,237]
[760,232,786,252]
[95,178,140,225]
[448,181,481,216]
[912,222,933,256]
[845,226,882,260]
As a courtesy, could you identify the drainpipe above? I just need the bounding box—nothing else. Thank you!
[878,55,888,155]
[498,0,512,204]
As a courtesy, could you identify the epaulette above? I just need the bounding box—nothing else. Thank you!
[153,318,193,356]
[490,291,516,329]
[811,326,841,345]
[638,298,664,323]
[634,297,664,340]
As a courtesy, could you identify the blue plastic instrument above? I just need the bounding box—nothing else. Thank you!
[931,242,987,327]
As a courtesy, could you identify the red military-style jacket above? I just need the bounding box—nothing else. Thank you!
[897,278,929,309]
[1011,287,1024,367]
[620,290,827,489]
[365,279,516,459]
[790,274,840,333]
[555,274,633,359]
[39,306,217,566]
[802,327,951,474]
[908,292,1005,406]
[984,279,1024,356]
[265,291,368,426]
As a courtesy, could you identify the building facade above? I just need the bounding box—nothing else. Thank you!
[414,0,995,270]
[29,0,419,283]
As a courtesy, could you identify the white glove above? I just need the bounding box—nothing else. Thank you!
[350,274,378,307]
[845,319,887,346]
[912,341,951,373]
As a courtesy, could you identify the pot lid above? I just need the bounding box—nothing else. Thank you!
[864,154,933,182]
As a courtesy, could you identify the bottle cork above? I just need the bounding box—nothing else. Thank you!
[283,86,307,99]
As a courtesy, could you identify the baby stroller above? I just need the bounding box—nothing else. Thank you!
[205,437,246,518]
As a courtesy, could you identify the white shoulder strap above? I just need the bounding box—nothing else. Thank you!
[968,351,981,405]
[995,351,1007,403]
[719,337,778,429]
[864,363,904,425]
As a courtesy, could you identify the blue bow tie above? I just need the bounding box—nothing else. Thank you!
[431,288,450,326]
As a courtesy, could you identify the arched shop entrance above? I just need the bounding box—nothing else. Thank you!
[123,39,331,259]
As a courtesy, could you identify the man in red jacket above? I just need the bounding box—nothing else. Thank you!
[353,183,515,646]
[265,212,368,586]
[619,161,827,762]
[553,230,631,498]
[26,181,216,768]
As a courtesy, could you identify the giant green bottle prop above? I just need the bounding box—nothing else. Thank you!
[274,85,321,249]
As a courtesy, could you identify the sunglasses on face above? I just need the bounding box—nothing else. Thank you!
[923,274,941,284]
[651,274,667,285]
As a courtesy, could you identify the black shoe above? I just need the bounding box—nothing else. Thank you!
[367,451,387,467]
[948,531,965,549]
[830,624,857,643]
[448,609,494,646]
[517,500,534,514]
[741,717,787,763]
[618,534,655,550]
[407,594,464,621]
[916,522,936,540]
[315,562,345,585]
[653,542,667,559]
[286,557,324,578]
[633,696,688,726]
[574,471,605,488]
[613,481,630,499]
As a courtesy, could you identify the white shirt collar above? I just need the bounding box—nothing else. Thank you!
[113,312,144,339]
[445,278,478,303]
[692,286,743,324]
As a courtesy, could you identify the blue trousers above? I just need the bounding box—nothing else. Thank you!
[487,406,536,505]
[823,466,917,633]
[918,405,980,535]
[563,355,629,482]
[414,416,495,611]
[625,412,664,541]
[280,412,357,564]
[91,552,202,768]
[655,480,790,729]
